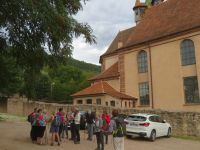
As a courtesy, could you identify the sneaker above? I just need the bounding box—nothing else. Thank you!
[58,142,60,146]
[74,141,80,144]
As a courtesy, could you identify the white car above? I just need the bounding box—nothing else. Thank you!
[124,113,171,141]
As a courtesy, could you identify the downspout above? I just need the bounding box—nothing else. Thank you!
[148,43,154,109]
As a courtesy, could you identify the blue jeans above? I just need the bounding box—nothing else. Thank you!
[87,123,94,140]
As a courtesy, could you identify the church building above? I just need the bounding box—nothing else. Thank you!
[72,0,200,112]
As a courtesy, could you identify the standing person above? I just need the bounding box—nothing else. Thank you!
[86,110,95,141]
[94,112,104,150]
[43,109,49,145]
[49,112,61,146]
[102,110,110,144]
[110,109,125,150]
[35,109,46,145]
[73,107,81,144]
[61,113,69,139]
[56,108,64,140]
[28,108,37,143]
[69,107,75,140]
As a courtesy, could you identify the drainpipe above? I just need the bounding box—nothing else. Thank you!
[148,43,154,109]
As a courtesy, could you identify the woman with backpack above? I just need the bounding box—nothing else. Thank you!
[28,107,38,143]
[49,112,61,146]
[110,109,125,150]
[35,109,46,145]
[31,109,46,145]
[102,110,110,144]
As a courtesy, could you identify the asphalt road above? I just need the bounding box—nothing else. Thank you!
[0,121,200,150]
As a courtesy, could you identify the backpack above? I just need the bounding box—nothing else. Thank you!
[102,115,111,134]
[112,117,126,137]
[27,113,32,123]
[35,115,46,126]
[52,115,61,126]
[28,112,35,123]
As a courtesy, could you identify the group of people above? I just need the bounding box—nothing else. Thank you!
[28,107,125,150]
[86,110,125,150]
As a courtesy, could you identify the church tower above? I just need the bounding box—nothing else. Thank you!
[133,0,147,25]
[151,0,163,6]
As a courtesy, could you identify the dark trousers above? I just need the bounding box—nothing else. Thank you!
[70,123,75,140]
[31,126,37,141]
[96,132,104,150]
[74,124,80,142]
[104,134,108,144]
[59,124,64,137]
[62,124,68,138]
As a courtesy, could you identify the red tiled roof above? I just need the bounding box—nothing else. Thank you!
[101,0,200,58]
[125,0,200,47]
[102,27,135,56]
[72,81,137,100]
[88,62,119,82]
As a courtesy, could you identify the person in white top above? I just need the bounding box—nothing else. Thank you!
[73,107,81,144]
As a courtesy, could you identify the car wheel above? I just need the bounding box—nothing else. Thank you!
[126,135,132,139]
[166,128,171,138]
[150,130,156,142]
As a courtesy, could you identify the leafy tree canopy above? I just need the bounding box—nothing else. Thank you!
[0,55,22,96]
[0,0,96,70]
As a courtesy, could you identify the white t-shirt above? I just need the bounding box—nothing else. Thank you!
[74,112,81,125]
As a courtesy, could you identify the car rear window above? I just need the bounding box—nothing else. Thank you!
[126,115,147,121]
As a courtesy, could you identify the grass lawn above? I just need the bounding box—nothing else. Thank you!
[173,135,200,142]
[0,113,26,122]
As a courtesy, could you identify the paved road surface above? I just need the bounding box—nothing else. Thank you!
[0,121,200,150]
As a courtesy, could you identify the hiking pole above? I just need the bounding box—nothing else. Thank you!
[84,127,86,140]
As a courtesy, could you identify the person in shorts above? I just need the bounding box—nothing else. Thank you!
[49,112,60,146]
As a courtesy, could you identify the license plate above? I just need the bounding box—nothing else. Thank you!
[130,123,138,126]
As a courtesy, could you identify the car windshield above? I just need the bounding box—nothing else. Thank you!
[126,115,147,121]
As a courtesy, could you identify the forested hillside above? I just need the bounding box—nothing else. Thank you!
[67,58,101,73]
[0,55,100,104]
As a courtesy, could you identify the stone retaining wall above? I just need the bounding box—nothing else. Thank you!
[2,96,200,137]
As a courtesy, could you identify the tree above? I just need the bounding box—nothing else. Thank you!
[0,0,96,99]
[0,0,95,68]
[35,74,51,100]
[0,55,22,96]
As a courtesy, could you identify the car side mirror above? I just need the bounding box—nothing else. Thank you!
[162,120,166,123]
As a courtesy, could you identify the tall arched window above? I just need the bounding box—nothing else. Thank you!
[181,39,196,65]
[138,50,148,73]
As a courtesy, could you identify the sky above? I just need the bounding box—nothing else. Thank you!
[72,0,139,65]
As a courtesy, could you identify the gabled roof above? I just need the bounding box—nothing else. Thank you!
[72,81,137,100]
[125,0,200,47]
[88,62,119,82]
[101,0,200,58]
[102,27,135,56]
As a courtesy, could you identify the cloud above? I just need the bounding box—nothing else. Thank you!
[73,0,137,64]
[73,37,107,65]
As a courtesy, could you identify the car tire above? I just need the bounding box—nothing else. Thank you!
[126,135,132,139]
[150,130,156,142]
[166,128,171,138]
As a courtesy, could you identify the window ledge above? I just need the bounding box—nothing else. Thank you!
[138,105,150,107]
[183,103,200,106]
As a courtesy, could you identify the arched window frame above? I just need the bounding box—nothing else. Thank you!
[180,39,196,66]
[138,50,148,73]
